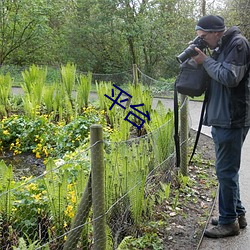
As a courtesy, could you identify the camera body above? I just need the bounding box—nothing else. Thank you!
[176,36,208,63]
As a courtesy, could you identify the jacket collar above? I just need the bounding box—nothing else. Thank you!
[212,26,241,58]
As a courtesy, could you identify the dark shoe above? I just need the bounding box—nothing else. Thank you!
[238,215,247,228]
[204,222,240,238]
[211,214,247,229]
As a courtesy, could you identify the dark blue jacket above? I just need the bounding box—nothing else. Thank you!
[203,26,250,128]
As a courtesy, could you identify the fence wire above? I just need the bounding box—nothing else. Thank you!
[0,68,191,249]
[0,118,182,249]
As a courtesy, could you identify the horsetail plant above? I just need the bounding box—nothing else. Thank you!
[145,100,175,163]
[96,81,127,128]
[60,63,76,103]
[128,83,153,123]
[105,137,153,226]
[21,65,47,118]
[76,72,92,112]
[0,161,14,223]
[43,84,56,114]
[96,81,112,111]
[43,159,69,235]
[0,73,12,117]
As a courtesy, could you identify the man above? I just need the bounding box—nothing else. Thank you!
[192,15,250,238]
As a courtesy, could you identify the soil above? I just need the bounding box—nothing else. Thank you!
[0,152,45,180]
[158,130,217,250]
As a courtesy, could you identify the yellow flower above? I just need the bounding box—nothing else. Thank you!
[71,195,76,204]
[36,152,41,159]
[65,205,74,218]
[14,149,22,155]
[3,130,9,135]
[12,207,17,212]
[26,183,37,191]
[32,193,42,201]
[43,147,49,157]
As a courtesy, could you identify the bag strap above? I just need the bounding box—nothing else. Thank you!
[174,80,180,168]
[188,91,208,164]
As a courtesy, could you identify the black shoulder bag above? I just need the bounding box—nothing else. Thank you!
[174,58,210,168]
[175,58,208,97]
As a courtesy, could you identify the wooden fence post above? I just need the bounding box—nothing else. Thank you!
[91,124,106,250]
[63,175,92,250]
[133,64,138,85]
[180,94,188,176]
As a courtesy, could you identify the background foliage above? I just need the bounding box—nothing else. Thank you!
[1,0,248,80]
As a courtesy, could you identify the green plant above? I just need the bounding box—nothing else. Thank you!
[13,238,38,250]
[145,100,174,163]
[76,72,92,111]
[117,233,163,250]
[157,182,171,203]
[43,159,68,215]
[105,136,154,235]
[60,62,76,102]
[129,83,152,118]
[0,106,103,158]
[43,84,56,114]
[0,73,12,117]
[21,65,47,118]
[178,173,191,189]
[172,190,180,210]
[12,176,49,241]
[0,161,15,222]
[96,81,112,111]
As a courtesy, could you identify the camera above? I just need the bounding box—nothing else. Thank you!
[176,36,208,63]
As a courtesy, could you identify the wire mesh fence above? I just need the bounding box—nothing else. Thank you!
[0,65,190,249]
[0,118,185,249]
[1,64,175,98]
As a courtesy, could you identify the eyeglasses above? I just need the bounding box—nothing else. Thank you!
[198,32,214,40]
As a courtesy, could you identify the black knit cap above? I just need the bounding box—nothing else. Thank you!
[195,15,225,32]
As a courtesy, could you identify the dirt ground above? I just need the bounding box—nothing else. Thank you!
[158,130,217,250]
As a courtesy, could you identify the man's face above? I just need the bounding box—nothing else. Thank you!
[196,30,221,49]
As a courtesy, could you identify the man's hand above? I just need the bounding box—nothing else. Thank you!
[192,47,207,64]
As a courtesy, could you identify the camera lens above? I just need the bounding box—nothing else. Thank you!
[176,44,198,63]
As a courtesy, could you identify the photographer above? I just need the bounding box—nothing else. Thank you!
[192,15,250,238]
